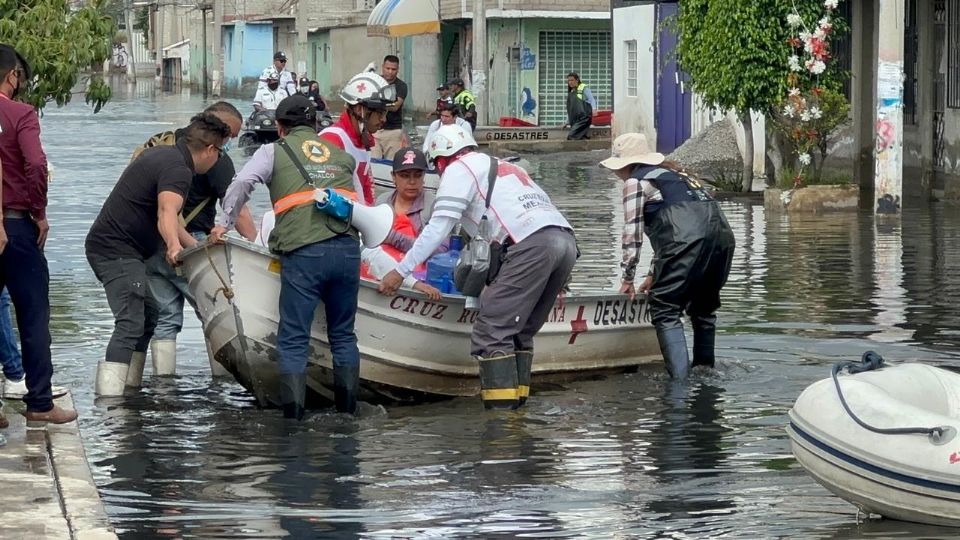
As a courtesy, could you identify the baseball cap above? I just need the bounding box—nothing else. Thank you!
[275,95,316,123]
[391,147,429,172]
[436,83,449,91]
[274,51,287,61]
[447,78,464,87]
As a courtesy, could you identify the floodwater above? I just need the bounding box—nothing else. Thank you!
[28,81,960,538]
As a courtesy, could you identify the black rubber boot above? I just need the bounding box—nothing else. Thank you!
[279,372,306,420]
[515,350,533,407]
[477,353,519,410]
[333,364,360,414]
[691,314,717,368]
[656,326,690,380]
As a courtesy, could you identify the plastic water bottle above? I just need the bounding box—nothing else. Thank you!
[426,252,458,293]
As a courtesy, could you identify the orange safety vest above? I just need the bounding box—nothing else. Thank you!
[272,188,357,216]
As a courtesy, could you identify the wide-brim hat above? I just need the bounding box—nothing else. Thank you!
[599,133,665,170]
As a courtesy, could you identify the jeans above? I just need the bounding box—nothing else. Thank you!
[0,217,53,412]
[87,256,158,364]
[145,232,206,340]
[0,288,24,381]
[277,236,361,375]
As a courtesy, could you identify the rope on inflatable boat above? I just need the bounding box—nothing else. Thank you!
[833,351,947,439]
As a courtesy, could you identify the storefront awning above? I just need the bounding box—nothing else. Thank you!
[367,0,440,38]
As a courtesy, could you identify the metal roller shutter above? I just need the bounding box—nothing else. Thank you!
[538,30,612,126]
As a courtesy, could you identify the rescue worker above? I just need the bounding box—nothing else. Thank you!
[565,72,596,140]
[259,51,296,95]
[211,95,362,418]
[449,78,478,131]
[319,70,393,205]
[600,133,735,379]
[377,125,577,410]
[254,69,288,112]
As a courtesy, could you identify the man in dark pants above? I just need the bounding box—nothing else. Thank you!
[86,113,231,396]
[378,124,577,410]
[0,43,77,428]
[601,133,735,379]
[211,95,363,419]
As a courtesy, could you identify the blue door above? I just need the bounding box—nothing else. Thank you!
[656,1,692,154]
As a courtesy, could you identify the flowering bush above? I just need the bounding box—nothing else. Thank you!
[775,0,849,187]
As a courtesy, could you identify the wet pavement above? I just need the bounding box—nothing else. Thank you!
[21,79,960,538]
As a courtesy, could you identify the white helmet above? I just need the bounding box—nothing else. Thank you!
[427,124,478,160]
[264,67,280,81]
[340,71,396,110]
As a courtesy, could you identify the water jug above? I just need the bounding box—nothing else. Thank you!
[426,251,459,293]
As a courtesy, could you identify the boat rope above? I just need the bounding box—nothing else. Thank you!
[204,243,235,303]
[833,351,947,440]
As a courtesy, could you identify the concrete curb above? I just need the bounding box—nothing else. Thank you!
[47,394,118,540]
[0,395,117,540]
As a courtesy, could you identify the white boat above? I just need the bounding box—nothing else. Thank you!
[179,237,661,407]
[415,125,612,146]
[787,359,960,527]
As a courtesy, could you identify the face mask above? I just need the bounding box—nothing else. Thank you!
[300,86,310,94]
[223,138,235,153]
[268,82,279,91]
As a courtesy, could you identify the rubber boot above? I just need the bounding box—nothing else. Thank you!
[125,351,147,388]
[95,361,130,397]
[279,372,306,420]
[477,353,519,410]
[691,315,717,368]
[205,340,231,378]
[656,326,690,380]
[150,339,177,376]
[333,364,360,414]
[515,350,533,407]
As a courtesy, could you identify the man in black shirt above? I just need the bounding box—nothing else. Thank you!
[85,113,231,397]
[371,54,408,159]
[138,103,257,383]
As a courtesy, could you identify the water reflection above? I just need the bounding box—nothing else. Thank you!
[31,82,960,538]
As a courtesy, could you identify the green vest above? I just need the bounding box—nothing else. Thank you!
[575,82,587,101]
[267,125,358,254]
[454,89,476,109]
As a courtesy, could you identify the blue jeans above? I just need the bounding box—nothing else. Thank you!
[0,288,24,381]
[277,236,361,375]
[145,232,206,340]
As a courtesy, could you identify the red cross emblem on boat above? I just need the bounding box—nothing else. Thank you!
[569,305,588,344]
[950,452,960,464]
[356,82,367,93]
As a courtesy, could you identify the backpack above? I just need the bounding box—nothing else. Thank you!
[130,130,178,162]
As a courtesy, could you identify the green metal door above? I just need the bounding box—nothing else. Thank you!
[308,31,332,96]
[537,30,612,126]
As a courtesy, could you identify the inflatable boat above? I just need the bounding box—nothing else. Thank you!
[787,353,960,526]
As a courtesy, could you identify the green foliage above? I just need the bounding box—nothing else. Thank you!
[777,165,852,189]
[711,169,745,193]
[0,0,116,112]
[675,0,848,117]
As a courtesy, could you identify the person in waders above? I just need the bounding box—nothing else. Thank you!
[211,95,362,419]
[600,133,735,379]
[564,72,596,141]
[377,124,578,410]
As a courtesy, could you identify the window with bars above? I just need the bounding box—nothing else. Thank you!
[537,30,612,125]
[948,0,960,108]
[626,40,638,97]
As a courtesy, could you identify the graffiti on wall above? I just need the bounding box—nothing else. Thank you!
[875,61,904,214]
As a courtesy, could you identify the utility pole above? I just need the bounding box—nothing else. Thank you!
[471,0,487,126]
[201,3,211,98]
[154,3,163,83]
[296,0,308,81]
[212,0,222,96]
[124,0,137,82]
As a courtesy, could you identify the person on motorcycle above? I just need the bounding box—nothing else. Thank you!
[297,76,326,111]
[319,70,394,205]
[253,69,289,111]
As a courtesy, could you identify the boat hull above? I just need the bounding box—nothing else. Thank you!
[787,364,960,527]
[181,238,661,407]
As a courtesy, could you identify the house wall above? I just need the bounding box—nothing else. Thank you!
[223,21,274,94]
[612,4,655,143]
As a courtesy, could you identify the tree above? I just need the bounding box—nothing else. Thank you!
[675,0,837,191]
[0,0,116,112]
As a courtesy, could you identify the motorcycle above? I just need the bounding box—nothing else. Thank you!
[238,109,280,152]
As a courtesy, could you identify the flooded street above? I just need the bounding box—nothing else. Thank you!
[31,83,960,538]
